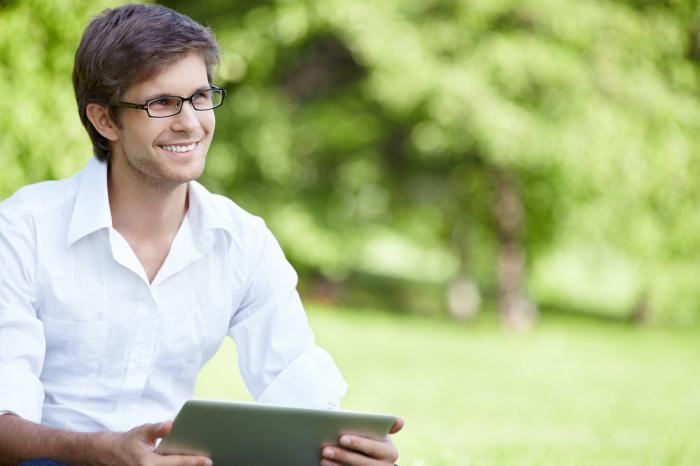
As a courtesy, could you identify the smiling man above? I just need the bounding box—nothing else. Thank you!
[0,4,401,466]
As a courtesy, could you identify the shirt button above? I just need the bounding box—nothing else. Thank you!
[135,359,147,369]
[146,300,156,310]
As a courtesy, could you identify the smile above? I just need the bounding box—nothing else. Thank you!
[159,142,197,153]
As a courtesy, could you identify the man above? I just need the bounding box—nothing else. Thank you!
[0,4,402,465]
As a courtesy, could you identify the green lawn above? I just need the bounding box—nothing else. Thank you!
[195,306,700,466]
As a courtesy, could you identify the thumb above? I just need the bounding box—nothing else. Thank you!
[389,418,404,435]
[136,421,173,445]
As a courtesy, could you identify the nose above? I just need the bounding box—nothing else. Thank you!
[171,100,201,132]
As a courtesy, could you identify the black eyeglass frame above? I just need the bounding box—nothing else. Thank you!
[112,85,227,118]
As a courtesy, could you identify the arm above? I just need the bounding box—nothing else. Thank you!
[0,194,211,466]
[0,414,213,466]
[0,414,100,466]
[228,222,403,464]
[228,223,347,409]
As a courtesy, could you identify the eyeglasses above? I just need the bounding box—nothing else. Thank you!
[113,86,227,118]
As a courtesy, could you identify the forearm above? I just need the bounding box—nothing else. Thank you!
[0,414,108,466]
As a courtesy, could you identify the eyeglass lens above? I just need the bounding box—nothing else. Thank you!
[147,89,224,117]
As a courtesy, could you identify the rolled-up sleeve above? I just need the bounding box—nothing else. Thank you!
[228,224,347,410]
[0,204,45,423]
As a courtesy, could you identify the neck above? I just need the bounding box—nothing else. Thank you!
[107,158,188,241]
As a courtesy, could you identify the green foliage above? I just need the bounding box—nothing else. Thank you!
[0,0,120,196]
[3,0,700,323]
[165,0,700,323]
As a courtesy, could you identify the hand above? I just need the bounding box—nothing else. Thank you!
[320,418,404,466]
[100,421,213,466]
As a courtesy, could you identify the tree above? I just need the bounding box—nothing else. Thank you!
[0,0,122,197]
[4,0,700,325]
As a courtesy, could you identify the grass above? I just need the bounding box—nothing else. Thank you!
[195,305,700,466]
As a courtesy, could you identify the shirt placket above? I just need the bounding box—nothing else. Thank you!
[118,291,159,417]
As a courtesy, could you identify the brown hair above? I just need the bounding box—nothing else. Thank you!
[73,3,220,162]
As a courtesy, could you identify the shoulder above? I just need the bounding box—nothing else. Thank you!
[190,181,271,250]
[0,176,80,224]
[191,181,267,230]
[210,192,265,230]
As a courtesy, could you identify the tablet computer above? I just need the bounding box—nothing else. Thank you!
[156,399,397,465]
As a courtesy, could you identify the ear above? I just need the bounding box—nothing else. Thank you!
[85,103,120,142]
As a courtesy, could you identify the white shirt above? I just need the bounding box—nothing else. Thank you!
[0,157,347,433]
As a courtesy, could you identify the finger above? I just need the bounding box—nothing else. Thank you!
[319,459,344,466]
[158,420,174,438]
[322,445,384,466]
[133,420,173,445]
[337,434,399,462]
[389,418,404,435]
[153,453,213,466]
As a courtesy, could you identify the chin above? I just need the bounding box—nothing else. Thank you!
[167,153,207,180]
[142,160,204,190]
[169,165,205,185]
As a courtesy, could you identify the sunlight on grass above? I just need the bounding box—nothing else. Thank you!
[196,306,700,466]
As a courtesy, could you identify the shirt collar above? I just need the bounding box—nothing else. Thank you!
[187,179,234,247]
[67,157,112,247]
[67,157,233,248]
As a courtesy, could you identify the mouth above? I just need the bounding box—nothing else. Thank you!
[157,141,198,155]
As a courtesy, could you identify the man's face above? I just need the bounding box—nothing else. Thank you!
[110,52,215,190]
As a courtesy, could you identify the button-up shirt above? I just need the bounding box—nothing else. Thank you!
[0,157,347,433]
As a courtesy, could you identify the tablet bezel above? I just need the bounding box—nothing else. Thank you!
[156,399,397,464]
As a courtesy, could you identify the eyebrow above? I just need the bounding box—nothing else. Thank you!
[142,85,212,101]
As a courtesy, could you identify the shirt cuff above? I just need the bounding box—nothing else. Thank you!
[0,365,45,423]
[257,346,348,410]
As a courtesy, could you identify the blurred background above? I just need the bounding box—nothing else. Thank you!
[1,0,699,464]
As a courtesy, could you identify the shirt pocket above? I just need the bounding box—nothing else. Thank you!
[41,317,111,397]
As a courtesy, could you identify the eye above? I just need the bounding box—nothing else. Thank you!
[192,90,212,106]
[149,96,180,108]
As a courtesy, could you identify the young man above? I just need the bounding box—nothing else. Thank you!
[0,4,402,465]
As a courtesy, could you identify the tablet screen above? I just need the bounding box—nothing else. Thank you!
[156,399,397,465]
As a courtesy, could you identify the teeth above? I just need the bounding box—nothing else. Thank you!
[161,143,196,153]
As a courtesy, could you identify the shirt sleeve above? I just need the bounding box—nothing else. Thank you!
[0,203,46,422]
[227,224,347,410]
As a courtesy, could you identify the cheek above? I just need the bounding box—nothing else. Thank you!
[122,120,164,149]
[201,113,215,135]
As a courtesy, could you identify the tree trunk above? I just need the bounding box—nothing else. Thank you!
[447,217,481,321]
[688,22,700,64]
[495,169,537,329]
[631,293,650,323]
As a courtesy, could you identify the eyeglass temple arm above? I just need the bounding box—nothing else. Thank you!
[115,101,147,110]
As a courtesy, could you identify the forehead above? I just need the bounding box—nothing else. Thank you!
[125,52,210,100]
